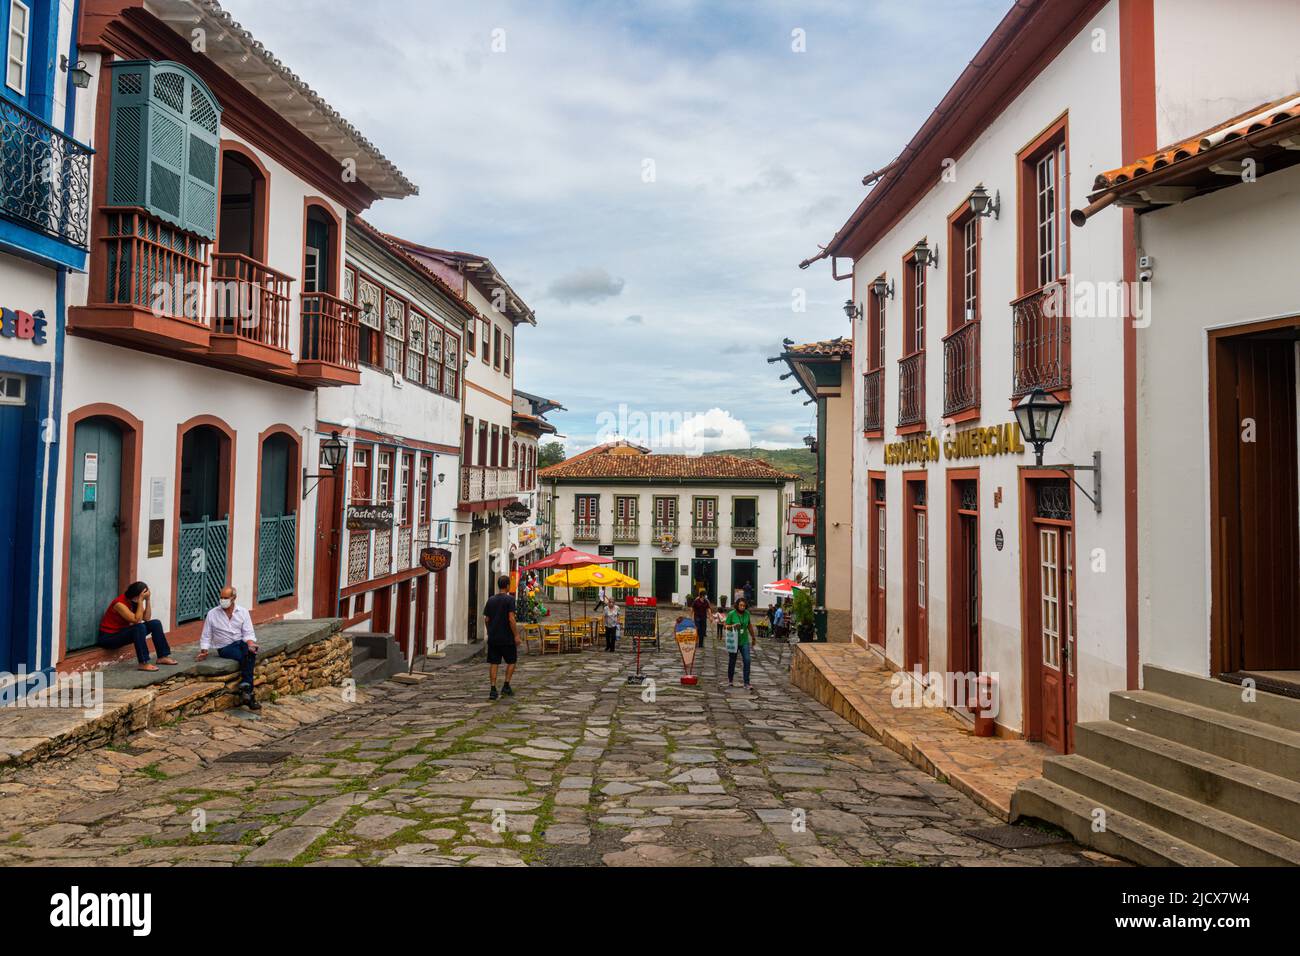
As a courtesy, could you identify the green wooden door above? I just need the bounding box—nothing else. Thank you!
[68,418,123,651]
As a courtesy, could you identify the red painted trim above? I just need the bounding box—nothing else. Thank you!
[1119,0,1155,691]
[340,565,428,600]
[60,403,144,661]
[944,407,982,426]
[170,414,237,632]
[317,419,459,457]
[895,422,928,437]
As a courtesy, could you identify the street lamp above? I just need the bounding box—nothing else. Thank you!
[1013,388,1102,513]
[302,430,347,498]
[870,275,895,300]
[968,183,1001,220]
[843,298,863,321]
[60,55,92,89]
[913,238,938,269]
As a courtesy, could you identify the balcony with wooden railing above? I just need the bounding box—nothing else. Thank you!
[209,253,294,371]
[692,523,719,547]
[731,526,758,548]
[1012,285,1070,397]
[573,521,600,542]
[897,351,926,428]
[653,523,678,548]
[458,465,519,507]
[613,521,639,543]
[942,321,980,417]
[863,367,883,433]
[69,207,212,349]
[297,291,360,386]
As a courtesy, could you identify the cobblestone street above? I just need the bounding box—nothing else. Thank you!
[0,637,1114,867]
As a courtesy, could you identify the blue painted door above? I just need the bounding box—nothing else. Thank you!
[68,417,122,651]
[0,393,26,671]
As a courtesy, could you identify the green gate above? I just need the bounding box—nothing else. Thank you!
[257,513,296,602]
[176,516,228,623]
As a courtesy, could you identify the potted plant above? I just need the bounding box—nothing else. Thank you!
[791,588,815,642]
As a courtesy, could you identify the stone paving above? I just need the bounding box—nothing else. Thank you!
[0,630,1121,867]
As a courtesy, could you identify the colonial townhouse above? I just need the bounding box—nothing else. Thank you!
[388,239,537,644]
[55,0,415,665]
[777,338,853,641]
[802,0,1300,769]
[540,443,799,607]
[0,0,92,690]
[510,388,563,569]
[310,215,469,661]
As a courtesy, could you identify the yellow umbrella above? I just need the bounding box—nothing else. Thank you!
[545,566,640,589]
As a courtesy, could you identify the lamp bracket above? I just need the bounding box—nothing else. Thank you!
[1049,450,1101,514]
[302,468,331,500]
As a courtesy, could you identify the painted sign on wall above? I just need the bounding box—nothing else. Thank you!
[0,308,48,345]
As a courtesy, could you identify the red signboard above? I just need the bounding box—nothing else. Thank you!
[787,505,816,536]
[625,595,657,607]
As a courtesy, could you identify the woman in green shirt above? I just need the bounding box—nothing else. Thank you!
[724,598,757,691]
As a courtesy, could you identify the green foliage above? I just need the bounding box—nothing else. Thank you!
[707,447,815,489]
[538,441,567,468]
[791,587,814,626]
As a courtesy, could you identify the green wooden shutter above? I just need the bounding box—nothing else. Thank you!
[106,60,221,240]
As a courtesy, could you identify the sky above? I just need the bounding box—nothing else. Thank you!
[221,0,1011,453]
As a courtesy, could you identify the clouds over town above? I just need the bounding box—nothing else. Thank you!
[220,0,1007,450]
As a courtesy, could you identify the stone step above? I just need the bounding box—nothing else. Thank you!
[1043,754,1300,866]
[1142,665,1300,732]
[1011,777,1231,867]
[351,656,389,686]
[1075,720,1300,841]
[1110,689,1300,782]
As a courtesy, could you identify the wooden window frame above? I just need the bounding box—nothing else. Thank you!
[399,451,414,527]
[493,326,503,371]
[377,449,394,505]
[947,204,980,332]
[869,276,887,372]
[418,455,431,526]
[1017,114,1070,297]
[902,251,925,357]
[480,318,491,365]
[351,445,372,505]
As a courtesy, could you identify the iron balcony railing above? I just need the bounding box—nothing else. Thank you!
[898,351,925,428]
[731,526,758,547]
[1012,284,1070,397]
[0,98,93,250]
[942,321,980,416]
[863,367,883,432]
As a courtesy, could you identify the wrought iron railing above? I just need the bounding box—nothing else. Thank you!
[300,291,359,369]
[0,98,92,249]
[863,368,883,432]
[1012,284,1070,397]
[212,253,293,351]
[943,321,980,416]
[898,351,925,427]
[731,526,758,547]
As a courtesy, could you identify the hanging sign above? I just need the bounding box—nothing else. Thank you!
[787,505,815,537]
[503,501,531,524]
[346,503,394,530]
[0,308,47,345]
[420,546,452,572]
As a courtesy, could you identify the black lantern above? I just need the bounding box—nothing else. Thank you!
[870,275,895,300]
[60,55,92,89]
[913,238,938,269]
[968,183,1000,220]
[1014,388,1064,466]
[303,430,348,499]
[843,298,863,321]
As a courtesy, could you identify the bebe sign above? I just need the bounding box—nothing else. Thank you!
[0,307,48,345]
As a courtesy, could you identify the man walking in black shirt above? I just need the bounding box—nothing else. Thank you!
[483,574,521,700]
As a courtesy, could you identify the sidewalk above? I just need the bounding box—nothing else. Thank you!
[0,619,347,768]
[789,642,1051,820]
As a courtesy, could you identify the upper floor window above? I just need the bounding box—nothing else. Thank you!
[503,334,511,376]
[6,1,29,95]
[377,450,393,504]
[217,149,266,260]
[405,310,425,385]
[960,215,979,324]
[351,446,371,504]
[417,456,430,525]
[480,317,490,364]
[383,294,405,376]
[443,330,460,398]
[869,277,887,371]
[107,61,221,239]
[465,320,475,356]
[903,251,925,355]
[355,273,382,368]
[493,326,502,371]
[304,204,337,293]
[1019,118,1069,293]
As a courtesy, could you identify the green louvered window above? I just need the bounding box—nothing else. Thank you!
[106,60,221,240]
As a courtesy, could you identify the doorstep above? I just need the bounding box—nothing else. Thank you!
[0,619,346,768]
[789,643,1052,821]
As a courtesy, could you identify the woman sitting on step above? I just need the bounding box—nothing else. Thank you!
[98,581,178,672]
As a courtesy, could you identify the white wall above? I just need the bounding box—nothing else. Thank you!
[849,2,1126,732]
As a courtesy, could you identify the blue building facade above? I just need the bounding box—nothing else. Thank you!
[0,0,91,695]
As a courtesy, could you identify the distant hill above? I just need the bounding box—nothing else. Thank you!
[708,447,816,489]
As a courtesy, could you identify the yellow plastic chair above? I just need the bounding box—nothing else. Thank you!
[521,624,543,656]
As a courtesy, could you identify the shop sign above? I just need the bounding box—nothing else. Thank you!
[787,505,816,537]
[420,547,452,572]
[503,501,531,524]
[885,423,1026,466]
[0,308,48,346]
[346,503,394,531]
[597,545,615,556]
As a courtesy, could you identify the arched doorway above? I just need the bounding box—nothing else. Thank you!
[67,416,127,652]
[257,430,298,604]
[176,422,232,624]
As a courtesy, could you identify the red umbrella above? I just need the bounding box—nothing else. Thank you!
[521,547,614,627]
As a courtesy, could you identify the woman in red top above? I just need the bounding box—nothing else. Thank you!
[98,581,177,671]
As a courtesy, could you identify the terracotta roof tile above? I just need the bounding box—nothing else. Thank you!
[540,447,798,482]
[786,337,852,358]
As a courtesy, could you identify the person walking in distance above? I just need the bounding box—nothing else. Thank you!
[691,587,712,648]
[484,574,521,700]
[601,596,620,652]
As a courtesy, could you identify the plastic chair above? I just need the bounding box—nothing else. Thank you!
[521,624,543,656]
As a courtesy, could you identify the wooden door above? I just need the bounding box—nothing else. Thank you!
[312,465,340,618]
[467,560,480,642]
[0,383,35,670]
[69,418,123,651]
[1036,521,1077,753]
[903,478,928,671]
[870,479,885,646]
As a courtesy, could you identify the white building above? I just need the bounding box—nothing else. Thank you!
[388,239,537,644]
[0,0,90,690]
[540,443,799,607]
[55,0,415,666]
[311,215,470,659]
[510,389,563,569]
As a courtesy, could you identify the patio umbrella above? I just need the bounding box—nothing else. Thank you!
[522,546,614,626]
[545,567,639,589]
[762,578,807,597]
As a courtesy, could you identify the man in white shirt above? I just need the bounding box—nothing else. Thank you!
[196,585,261,710]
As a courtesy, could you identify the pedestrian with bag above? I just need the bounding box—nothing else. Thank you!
[722,597,758,693]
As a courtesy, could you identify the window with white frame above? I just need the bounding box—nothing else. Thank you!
[405,310,426,385]
[0,373,25,405]
[962,217,978,323]
[377,450,393,504]
[384,296,406,376]
[6,1,29,95]
[426,322,443,392]
[1035,142,1068,289]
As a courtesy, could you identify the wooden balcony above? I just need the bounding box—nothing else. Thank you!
[1012,285,1070,397]
[942,321,980,417]
[863,367,883,433]
[69,207,211,351]
[613,522,639,543]
[898,351,926,428]
[692,524,719,547]
[209,253,294,371]
[459,465,519,506]
[297,291,360,386]
[573,521,600,542]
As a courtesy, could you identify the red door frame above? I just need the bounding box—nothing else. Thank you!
[867,471,886,647]
[902,471,928,673]
[946,468,980,679]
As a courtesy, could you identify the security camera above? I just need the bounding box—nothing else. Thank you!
[1137,254,1154,282]
[1138,268,1153,283]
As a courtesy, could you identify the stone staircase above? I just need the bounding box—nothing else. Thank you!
[1012,665,1300,866]
[350,633,406,685]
